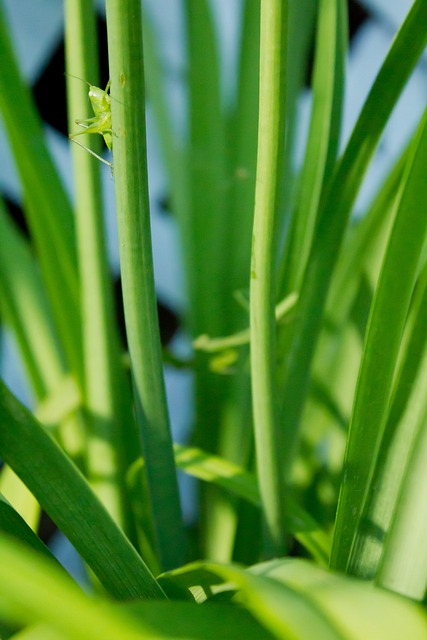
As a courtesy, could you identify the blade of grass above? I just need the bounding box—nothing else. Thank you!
[277,0,427,481]
[331,105,427,574]
[301,144,411,484]
[105,0,185,571]
[338,258,427,583]
[250,0,288,555]
[0,3,82,380]
[295,148,409,529]
[0,379,165,600]
[347,249,427,594]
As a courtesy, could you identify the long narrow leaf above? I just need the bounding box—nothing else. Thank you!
[278,0,427,480]
[0,3,82,379]
[331,106,427,574]
[0,380,165,600]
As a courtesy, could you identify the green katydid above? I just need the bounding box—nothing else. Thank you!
[68,75,113,168]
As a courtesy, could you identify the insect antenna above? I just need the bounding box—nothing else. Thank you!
[64,71,91,87]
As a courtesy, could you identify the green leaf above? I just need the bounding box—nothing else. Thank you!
[251,559,427,640]
[0,380,164,600]
[163,563,340,637]
[0,535,165,640]
[161,559,427,639]
[121,600,275,640]
[0,3,82,380]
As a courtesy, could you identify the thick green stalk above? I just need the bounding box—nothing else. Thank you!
[250,0,288,555]
[65,0,121,528]
[64,0,137,538]
[105,0,185,571]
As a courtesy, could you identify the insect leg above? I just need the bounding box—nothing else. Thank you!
[69,137,113,168]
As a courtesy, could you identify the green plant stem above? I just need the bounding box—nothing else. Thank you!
[250,0,288,555]
[105,0,185,571]
[65,0,122,527]
[64,0,142,544]
[280,0,346,295]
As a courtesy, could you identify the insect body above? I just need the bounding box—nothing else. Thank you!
[68,78,113,168]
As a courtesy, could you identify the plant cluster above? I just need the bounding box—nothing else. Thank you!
[0,0,427,638]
